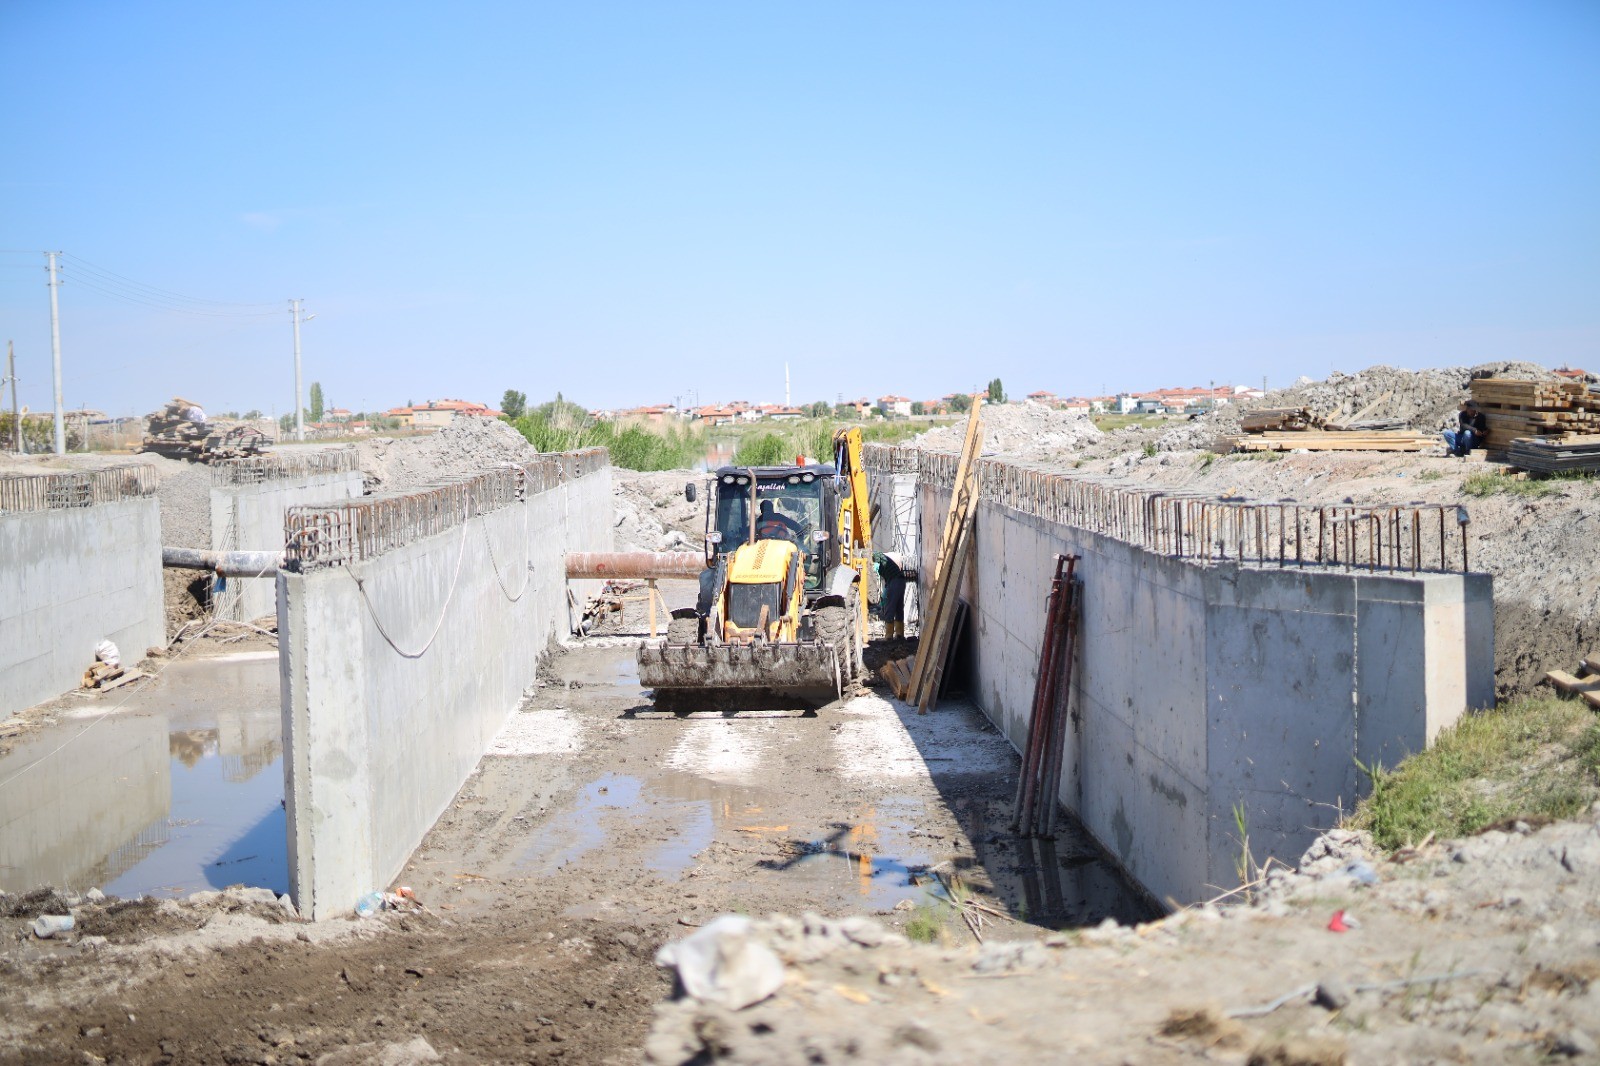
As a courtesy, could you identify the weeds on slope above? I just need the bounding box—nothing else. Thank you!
[511,404,703,471]
[731,419,935,466]
[1350,694,1600,850]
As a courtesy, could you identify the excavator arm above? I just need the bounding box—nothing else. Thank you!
[832,428,873,648]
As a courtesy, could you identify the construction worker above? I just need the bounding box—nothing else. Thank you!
[1442,400,1487,457]
[874,551,908,640]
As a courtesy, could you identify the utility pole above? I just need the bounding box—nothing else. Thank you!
[784,362,790,408]
[6,340,21,454]
[46,252,65,454]
[290,298,305,442]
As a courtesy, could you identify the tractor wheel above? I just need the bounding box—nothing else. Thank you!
[666,616,699,645]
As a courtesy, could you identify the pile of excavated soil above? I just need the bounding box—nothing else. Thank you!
[611,468,705,552]
[1158,360,1556,451]
[646,811,1600,1064]
[911,401,1102,459]
[353,418,541,492]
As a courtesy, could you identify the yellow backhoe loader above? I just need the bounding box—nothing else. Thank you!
[637,428,873,705]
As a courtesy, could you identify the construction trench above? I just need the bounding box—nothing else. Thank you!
[6,410,1588,1064]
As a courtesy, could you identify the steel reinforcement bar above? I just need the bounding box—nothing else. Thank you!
[866,444,1470,574]
[282,448,609,569]
[0,463,159,513]
[212,446,361,487]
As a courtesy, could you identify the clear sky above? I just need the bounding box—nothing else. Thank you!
[3,1,1596,418]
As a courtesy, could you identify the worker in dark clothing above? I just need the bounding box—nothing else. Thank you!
[1442,400,1488,456]
[874,552,908,640]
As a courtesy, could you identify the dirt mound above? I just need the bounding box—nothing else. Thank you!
[911,402,1102,459]
[354,418,540,492]
[1158,361,1557,451]
[612,468,704,552]
[647,812,1600,1065]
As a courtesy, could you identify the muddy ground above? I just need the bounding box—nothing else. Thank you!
[0,597,1149,1065]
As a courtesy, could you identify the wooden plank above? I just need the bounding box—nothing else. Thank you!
[917,519,975,713]
[1579,652,1600,676]
[1545,670,1600,697]
[907,403,985,708]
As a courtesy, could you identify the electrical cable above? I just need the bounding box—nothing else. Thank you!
[59,270,282,318]
[59,253,281,311]
[346,503,472,659]
[481,467,534,602]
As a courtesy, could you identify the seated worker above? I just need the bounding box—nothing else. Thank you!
[1442,400,1488,457]
[754,499,802,543]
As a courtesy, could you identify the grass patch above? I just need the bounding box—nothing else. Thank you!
[1460,471,1563,498]
[1415,469,1444,482]
[902,900,946,943]
[1349,694,1600,850]
[1092,413,1165,433]
[1141,442,1158,458]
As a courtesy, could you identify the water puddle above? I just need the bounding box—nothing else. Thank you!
[0,652,287,899]
[517,773,713,878]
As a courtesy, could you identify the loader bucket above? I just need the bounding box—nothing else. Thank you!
[637,639,846,704]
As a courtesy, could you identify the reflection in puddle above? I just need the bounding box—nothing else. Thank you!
[517,773,714,878]
[0,652,287,899]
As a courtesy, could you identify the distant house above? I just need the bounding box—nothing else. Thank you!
[1554,367,1591,381]
[758,404,804,421]
[327,408,353,423]
[1026,390,1058,405]
[877,395,912,417]
[391,399,505,429]
[621,404,678,426]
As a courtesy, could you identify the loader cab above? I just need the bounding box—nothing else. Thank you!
[705,463,838,593]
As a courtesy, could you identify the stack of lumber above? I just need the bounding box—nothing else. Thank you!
[1504,434,1600,475]
[1468,378,1600,451]
[81,662,147,692]
[1240,407,1322,432]
[881,401,984,712]
[1545,651,1600,710]
[1233,430,1435,453]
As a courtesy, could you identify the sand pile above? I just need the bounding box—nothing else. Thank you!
[1157,360,1557,451]
[911,402,1102,459]
[354,418,540,492]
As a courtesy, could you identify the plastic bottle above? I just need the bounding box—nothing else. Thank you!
[354,891,384,918]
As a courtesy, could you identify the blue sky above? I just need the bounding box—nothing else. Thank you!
[3,1,1596,418]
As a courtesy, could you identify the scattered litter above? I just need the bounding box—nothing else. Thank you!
[1341,860,1379,885]
[31,914,74,939]
[655,914,786,1010]
[354,892,384,918]
[1327,909,1356,933]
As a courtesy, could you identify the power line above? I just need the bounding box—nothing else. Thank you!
[59,253,281,312]
[60,271,282,318]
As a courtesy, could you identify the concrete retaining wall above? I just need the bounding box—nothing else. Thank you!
[210,470,365,622]
[277,465,613,918]
[919,482,1494,906]
[1,499,166,716]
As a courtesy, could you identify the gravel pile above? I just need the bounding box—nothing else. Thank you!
[911,401,1103,460]
[1157,360,1557,451]
[354,418,541,492]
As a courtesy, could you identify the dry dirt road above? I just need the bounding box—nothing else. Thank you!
[0,601,1150,1065]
